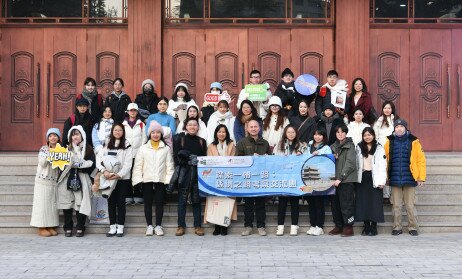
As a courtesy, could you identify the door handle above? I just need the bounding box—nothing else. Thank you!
[46,63,50,118]
[241,63,245,89]
[447,64,451,118]
[36,63,40,117]
[457,65,461,118]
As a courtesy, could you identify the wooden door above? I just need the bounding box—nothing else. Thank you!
[409,29,452,151]
[0,29,44,151]
[43,29,87,137]
[451,29,462,151]
[248,29,291,93]
[205,29,248,114]
[370,29,410,120]
[162,29,206,101]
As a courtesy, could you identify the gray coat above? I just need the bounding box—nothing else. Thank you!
[330,137,358,183]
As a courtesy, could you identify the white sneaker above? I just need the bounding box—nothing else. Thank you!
[106,224,117,237]
[116,224,124,237]
[312,226,324,236]
[290,225,299,236]
[146,225,154,236]
[154,226,164,236]
[276,225,284,236]
[307,226,316,235]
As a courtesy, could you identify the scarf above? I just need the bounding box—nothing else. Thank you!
[82,89,97,107]
[323,79,348,94]
[98,118,114,144]
[215,111,233,122]
[216,141,228,156]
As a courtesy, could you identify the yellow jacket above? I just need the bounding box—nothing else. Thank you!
[384,133,426,182]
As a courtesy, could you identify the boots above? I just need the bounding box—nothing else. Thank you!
[221,226,228,236]
[361,221,371,236]
[328,227,343,235]
[341,225,354,237]
[213,225,221,236]
[369,222,378,236]
[38,228,51,237]
[47,227,58,236]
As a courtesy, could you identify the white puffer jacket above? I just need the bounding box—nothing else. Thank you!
[96,140,133,180]
[347,121,370,146]
[131,140,175,185]
[373,115,395,146]
[123,119,147,158]
[262,116,290,150]
[356,144,387,188]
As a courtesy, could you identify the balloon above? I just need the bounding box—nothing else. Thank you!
[295,74,319,96]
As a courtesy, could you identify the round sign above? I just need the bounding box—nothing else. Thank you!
[295,74,319,96]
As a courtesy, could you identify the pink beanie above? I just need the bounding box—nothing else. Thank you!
[147,120,163,136]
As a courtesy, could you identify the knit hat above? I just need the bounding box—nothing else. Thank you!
[281,68,294,78]
[141,79,155,90]
[75,98,90,107]
[46,128,61,141]
[147,120,163,136]
[210,82,223,91]
[268,96,283,108]
[175,82,189,92]
[126,103,139,111]
[323,103,336,112]
[394,119,408,130]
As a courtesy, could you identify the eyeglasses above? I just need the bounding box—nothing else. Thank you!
[250,76,260,78]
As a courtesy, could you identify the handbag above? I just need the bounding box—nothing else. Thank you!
[67,168,82,191]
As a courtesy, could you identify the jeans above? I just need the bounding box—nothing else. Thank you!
[277,196,299,225]
[142,183,165,226]
[244,197,266,228]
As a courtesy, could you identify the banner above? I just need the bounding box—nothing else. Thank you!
[198,154,336,197]
[245,84,268,101]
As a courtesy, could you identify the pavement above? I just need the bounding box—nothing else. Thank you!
[1,232,462,278]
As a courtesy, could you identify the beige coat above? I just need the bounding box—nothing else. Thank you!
[132,140,175,185]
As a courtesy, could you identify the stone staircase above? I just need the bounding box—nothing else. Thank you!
[0,153,461,235]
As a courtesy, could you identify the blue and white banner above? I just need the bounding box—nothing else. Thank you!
[198,154,336,197]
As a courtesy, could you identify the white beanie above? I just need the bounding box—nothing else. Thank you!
[268,96,282,108]
[175,82,189,92]
[141,79,155,90]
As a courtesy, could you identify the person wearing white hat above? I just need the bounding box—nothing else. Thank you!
[123,103,147,205]
[30,128,62,237]
[167,82,197,123]
[135,79,160,120]
[262,96,290,152]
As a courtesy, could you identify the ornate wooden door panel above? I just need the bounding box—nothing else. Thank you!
[43,29,87,133]
[248,29,291,93]
[162,29,206,102]
[0,29,44,151]
[451,30,462,151]
[370,29,410,121]
[409,29,452,151]
[205,29,248,114]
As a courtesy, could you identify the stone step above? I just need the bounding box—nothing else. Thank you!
[2,221,461,235]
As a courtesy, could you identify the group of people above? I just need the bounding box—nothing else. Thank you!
[29,68,426,238]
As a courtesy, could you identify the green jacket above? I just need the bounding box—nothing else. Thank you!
[236,136,271,156]
[330,137,358,183]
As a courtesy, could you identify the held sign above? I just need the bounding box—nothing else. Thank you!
[245,84,267,101]
[204,91,233,104]
[47,143,72,171]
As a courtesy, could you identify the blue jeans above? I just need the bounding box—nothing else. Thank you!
[177,195,202,228]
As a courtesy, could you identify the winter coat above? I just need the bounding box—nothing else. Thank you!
[233,117,263,143]
[146,112,177,135]
[330,137,358,183]
[373,115,396,146]
[384,132,426,186]
[177,118,208,140]
[262,116,290,150]
[347,121,371,146]
[135,92,159,120]
[57,126,95,217]
[315,114,344,146]
[314,86,350,117]
[206,111,235,145]
[274,81,315,117]
[105,91,132,123]
[132,140,174,185]
[91,118,114,154]
[356,144,387,188]
[237,86,272,119]
[123,118,147,158]
[290,114,317,143]
[207,142,236,156]
[76,91,103,122]
[273,140,307,155]
[62,112,94,147]
[307,140,332,155]
[96,140,133,180]
[348,92,374,124]
[236,136,271,156]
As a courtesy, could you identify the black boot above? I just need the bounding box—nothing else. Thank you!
[361,221,371,236]
[213,225,221,236]
[221,226,228,236]
[369,222,378,236]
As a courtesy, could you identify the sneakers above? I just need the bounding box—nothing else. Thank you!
[328,227,343,235]
[195,227,204,236]
[64,230,72,237]
[307,226,316,235]
[241,227,252,236]
[276,225,284,236]
[290,225,299,236]
[146,225,154,236]
[391,229,403,236]
[106,224,117,237]
[116,224,124,237]
[341,225,354,237]
[154,226,164,236]
[258,227,267,236]
[75,230,84,237]
[176,227,185,236]
[409,230,419,236]
[312,226,324,236]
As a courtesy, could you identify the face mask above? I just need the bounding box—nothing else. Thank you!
[143,88,153,94]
